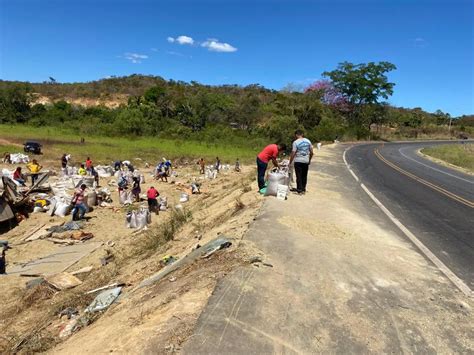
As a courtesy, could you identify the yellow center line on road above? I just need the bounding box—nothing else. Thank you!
[374,148,474,209]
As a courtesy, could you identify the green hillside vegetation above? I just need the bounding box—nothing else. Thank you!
[0,62,470,149]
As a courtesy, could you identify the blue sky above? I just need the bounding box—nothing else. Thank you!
[1,0,473,116]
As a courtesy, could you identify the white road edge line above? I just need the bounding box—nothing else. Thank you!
[342,149,359,182]
[343,146,473,298]
[398,146,473,184]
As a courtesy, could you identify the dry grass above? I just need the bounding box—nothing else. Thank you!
[133,208,193,259]
[423,143,474,172]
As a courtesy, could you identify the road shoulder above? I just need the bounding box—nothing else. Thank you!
[183,144,473,354]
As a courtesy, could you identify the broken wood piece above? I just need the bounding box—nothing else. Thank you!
[22,223,46,241]
[85,282,125,294]
[46,237,76,245]
[70,266,93,275]
[44,272,82,290]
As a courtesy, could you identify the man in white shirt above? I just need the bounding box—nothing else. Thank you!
[289,130,314,195]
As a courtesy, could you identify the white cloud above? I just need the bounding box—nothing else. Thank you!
[413,37,428,48]
[168,35,194,45]
[201,39,237,53]
[123,52,148,63]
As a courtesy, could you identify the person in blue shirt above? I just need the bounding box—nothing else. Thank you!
[289,130,314,195]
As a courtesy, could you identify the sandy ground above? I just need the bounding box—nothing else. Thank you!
[0,156,263,353]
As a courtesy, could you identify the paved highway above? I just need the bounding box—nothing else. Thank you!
[346,141,474,290]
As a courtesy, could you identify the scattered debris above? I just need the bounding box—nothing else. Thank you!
[200,239,232,258]
[100,252,114,266]
[135,237,232,290]
[58,307,79,320]
[249,256,263,264]
[85,282,126,295]
[44,272,83,290]
[85,287,122,313]
[25,277,45,289]
[48,220,84,233]
[25,224,53,241]
[71,266,93,275]
[168,276,177,282]
[70,231,94,241]
[160,255,178,266]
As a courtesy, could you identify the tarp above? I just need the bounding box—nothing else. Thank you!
[0,196,14,223]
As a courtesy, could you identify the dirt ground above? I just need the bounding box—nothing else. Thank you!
[0,154,264,353]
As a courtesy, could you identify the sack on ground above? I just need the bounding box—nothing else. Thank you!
[265,171,289,197]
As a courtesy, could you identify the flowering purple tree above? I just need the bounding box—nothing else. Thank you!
[305,80,349,111]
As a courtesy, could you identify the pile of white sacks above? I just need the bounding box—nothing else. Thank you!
[9,153,30,164]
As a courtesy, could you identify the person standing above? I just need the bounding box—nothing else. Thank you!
[71,184,87,221]
[198,158,205,174]
[61,154,68,175]
[215,157,221,172]
[235,158,241,172]
[289,130,313,195]
[256,143,287,193]
[26,159,42,186]
[132,176,141,202]
[85,157,93,174]
[147,186,160,215]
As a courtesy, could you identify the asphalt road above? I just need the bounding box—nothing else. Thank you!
[346,140,474,289]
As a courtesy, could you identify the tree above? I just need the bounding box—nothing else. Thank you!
[322,61,396,133]
[0,83,32,123]
[305,80,348,110]
[322,61,396,106]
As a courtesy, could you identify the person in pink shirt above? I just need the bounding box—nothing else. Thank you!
[256,143,286,193]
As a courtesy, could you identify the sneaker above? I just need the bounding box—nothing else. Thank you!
[259,187,267,194]
[289,187,298,192]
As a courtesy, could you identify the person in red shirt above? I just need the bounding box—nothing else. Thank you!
[85,157,93,174]
[256,143,286,193]
[147,186,160,214]
[12,167,26,186]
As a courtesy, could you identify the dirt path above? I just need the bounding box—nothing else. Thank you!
[183,144,474,353]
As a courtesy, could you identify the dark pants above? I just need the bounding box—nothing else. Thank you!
[31,174,38,186]
[256,157,268,190]
[72,203,87,220]
[294,162,309,193]
[148,198,158,214]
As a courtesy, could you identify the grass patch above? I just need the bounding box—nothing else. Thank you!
[422,143,474,172]
[0,124,258,164]
[134,208,192,259]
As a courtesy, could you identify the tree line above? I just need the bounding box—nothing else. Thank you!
[0,62,468,147]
